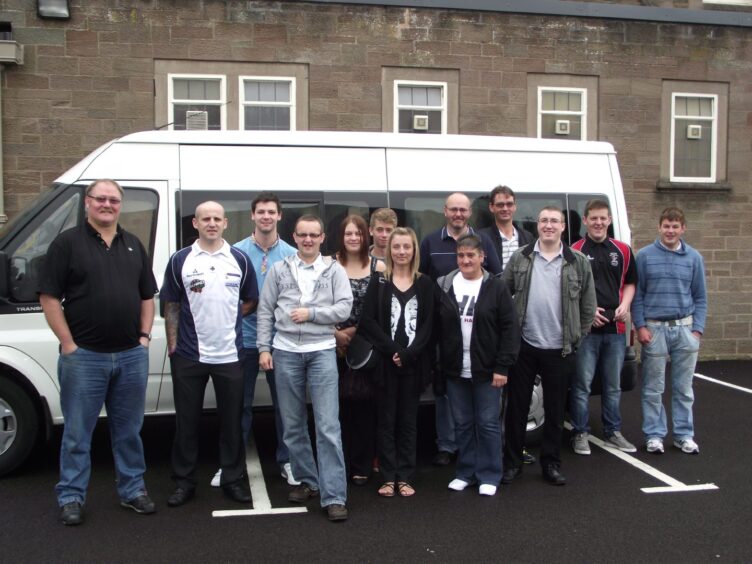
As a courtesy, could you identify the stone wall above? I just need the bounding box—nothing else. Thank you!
[1,0,751,357]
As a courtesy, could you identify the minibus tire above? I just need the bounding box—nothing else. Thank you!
[0,378,39,477]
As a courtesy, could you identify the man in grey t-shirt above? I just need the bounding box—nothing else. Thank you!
[501,206,595,486]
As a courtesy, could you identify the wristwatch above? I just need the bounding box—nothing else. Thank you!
[139,331,152,341]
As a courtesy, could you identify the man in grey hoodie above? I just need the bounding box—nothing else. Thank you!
[257,214,353,522]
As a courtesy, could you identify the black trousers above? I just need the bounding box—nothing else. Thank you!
[377,368,421,483]
[340,397,376,478]
[504,340,575,470]
[170,354,245,489]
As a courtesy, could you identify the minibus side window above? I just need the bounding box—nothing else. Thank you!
[9,189,81,303]
[119,188,159,259]
[502,194,567,243]
[565,194,614,243]
[322,193,389,256]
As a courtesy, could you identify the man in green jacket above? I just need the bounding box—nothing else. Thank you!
[501,206,596,486]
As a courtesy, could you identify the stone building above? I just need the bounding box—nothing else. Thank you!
[0,0,751,357]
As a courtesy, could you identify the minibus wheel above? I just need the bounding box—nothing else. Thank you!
[0,378,39,477]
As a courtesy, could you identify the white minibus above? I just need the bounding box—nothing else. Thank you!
[0,130,635,475]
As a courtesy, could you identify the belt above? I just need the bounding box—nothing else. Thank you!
[646,315,693,327]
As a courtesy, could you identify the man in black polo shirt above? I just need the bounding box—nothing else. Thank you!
[39,179,158,526]
[570,199,638,455]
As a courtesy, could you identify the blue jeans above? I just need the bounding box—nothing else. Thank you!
[571,332,626,435]
[447,378,502,486]
[435,394,457,454]
[640,323,699,441]
[56,345,149,506]
[273,348,347,507]
[241,348,288,465]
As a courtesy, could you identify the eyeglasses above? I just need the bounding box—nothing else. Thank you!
[492,201,515,208]
[446,207,470,214]
[87,195,122,205]
[295,232,322,239]
[538,218,562,225]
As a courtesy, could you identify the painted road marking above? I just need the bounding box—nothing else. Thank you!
[694,372,752,394]
[564,422,718,494]
[213,440,308,518]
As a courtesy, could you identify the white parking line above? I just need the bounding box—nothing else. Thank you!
[694,372,752,394]
[212,440,308,518]
[564,422,718,494]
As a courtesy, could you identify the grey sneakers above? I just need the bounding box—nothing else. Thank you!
[646,437,665,454]
[605,431,637,453]
[572,432,591,455]
[673,438,700,454]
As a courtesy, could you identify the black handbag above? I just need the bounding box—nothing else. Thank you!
[345,333,379,371]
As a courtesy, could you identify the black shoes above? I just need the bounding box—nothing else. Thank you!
[288,484,319,503]
[223,481,252,504]
[326,504,348,522]
[167,487,195,507]
[121,494,156,514]
[501,466,523,484]
[542,464,567,486]
[432,451,455,467]
[60,501,83,526]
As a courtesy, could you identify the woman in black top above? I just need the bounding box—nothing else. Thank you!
[359,227,435,498]
[334,214,384,486]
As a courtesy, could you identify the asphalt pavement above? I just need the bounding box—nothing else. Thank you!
[2,360,752,563]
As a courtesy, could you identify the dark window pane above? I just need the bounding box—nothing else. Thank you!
[173,104,221,130]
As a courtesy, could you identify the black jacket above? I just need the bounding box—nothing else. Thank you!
[479,223,535,271]
[359,272,436,393]
[436,269,520,383]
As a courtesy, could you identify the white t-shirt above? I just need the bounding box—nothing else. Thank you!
[452,275,483,378]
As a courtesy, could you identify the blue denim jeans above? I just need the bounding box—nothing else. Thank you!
[435,393,457,454]
[447,378,503,486]
[273,348,347,507]
[571,332,626,435]
[640,323,699,441]
[56,345,149,506]
[241,348,288,465]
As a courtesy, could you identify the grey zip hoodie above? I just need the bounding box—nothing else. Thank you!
[256,254,353,352]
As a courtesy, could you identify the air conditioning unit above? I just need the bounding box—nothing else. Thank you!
[186,110,209,131]
[413,115,429,131]
[555,120,570,135]
[687,124,702,140]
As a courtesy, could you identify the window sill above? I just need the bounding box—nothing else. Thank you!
[656,180,732,193]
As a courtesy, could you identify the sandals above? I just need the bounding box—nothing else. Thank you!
[378,482,395,497]
[397,482,415,497]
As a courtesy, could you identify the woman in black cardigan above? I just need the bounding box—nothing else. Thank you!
[436,234,520,496]
[359,227,435,498]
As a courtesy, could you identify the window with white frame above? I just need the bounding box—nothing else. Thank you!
[394,81,447,134]
[240,77,295,131]
[168,74,226,131]
[537,87,587,140]
[670,93,717,182]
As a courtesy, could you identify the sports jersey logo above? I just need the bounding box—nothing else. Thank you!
[189,278,206,293]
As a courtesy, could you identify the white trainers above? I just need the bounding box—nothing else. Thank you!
[478,484,497,496]
[448,479,471,491]
[646,438,664,454]
[210,468,222,487]
[673,438,700,454]
[605,431,637,453]
[572,432,591,455]
[281,462,301,486]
